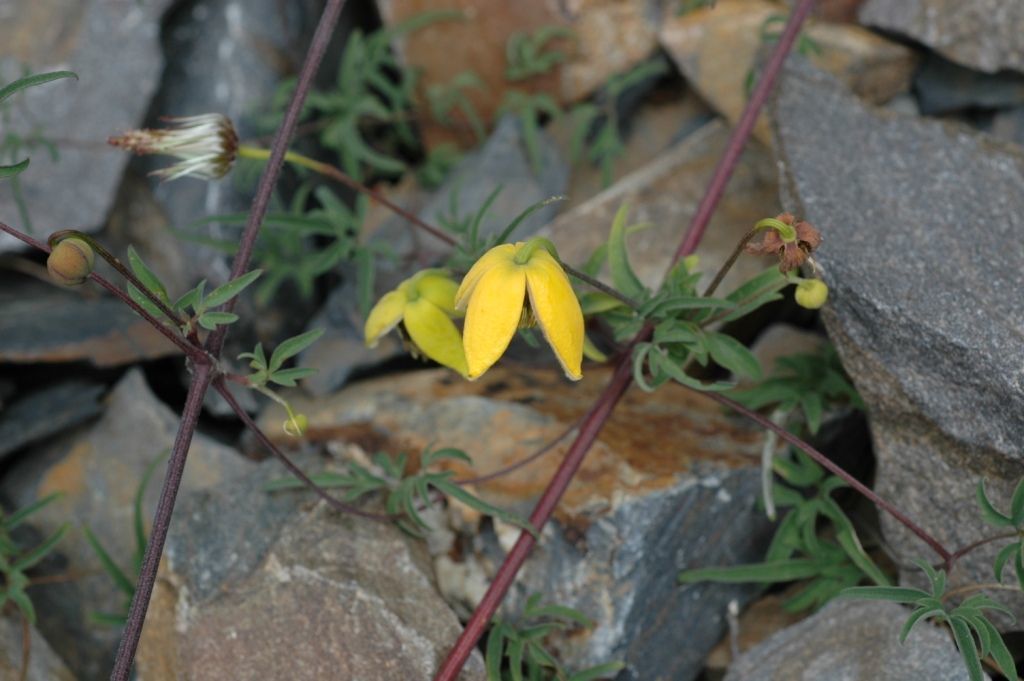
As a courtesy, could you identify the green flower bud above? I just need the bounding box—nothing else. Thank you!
[794,279,828,310]
[47,237,95,286]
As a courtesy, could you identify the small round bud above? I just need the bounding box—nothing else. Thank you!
[794,279,829,310]
[47,238,95,286]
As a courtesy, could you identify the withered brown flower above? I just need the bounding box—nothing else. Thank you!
[746,212,822,272]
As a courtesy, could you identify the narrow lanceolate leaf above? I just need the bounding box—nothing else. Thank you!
[0,158,29,179]
[568,662,627,681]
[128,284,172,324]
[0,70,77,105]
[899,606,945,644]
[705,332,761,380]
[204,269,263,309]
[269,328,325,373]
[949,617,984,681]
[993,541,1019,582]
[6,492,62,529]
[13,523,69,572]
[197,311,239,330]
[838,586,929,603]
[485,622,507,681]
[83,526,134,597]
[679,559,823,584]
[607,203,646,300]
[126,246,169,303]
[434,478,539,539]
[268,367,317,388]
[978,616,1017,680]
[1010,476,1024,525]
[976,480,1012,527]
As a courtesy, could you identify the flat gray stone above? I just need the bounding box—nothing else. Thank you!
[860,0,1024,74]
[771,59,1024,619]
[0,0,173,251]
[0,381,104,460]
[0,612,76,681]
[136,459,485,681]
[725,600,983,681]
[1,369,253,680]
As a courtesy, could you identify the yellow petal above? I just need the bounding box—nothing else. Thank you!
[454,243,517,311]
[403,298,469,376]
[525,250,584,380]
[363,289,406,347]
[463,260,526,379]
[416,272,460,317]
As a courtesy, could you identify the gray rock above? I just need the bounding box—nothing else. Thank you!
[1,369,253,680]
[0,0,173,251]
[135,458,486,681]
[507,468,771,681]
[0,381,104,460]
[771,59,1024,619]
[724,600,983,681]
[0,278,181,367]
[860,0,1024,74]
[0,611,76,681]
[915,52,1024,115]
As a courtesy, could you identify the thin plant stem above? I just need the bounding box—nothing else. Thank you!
[110,1,348,677]
[109,361,214,681]
[213,379,388,522]
[434,5,819,678]
[671,0,817,263]
[702,228,758,298]
[205,0,345,360]
[48,228,187,328]
[705,391,952,563]
[941,582,1022,603]
[0,221,200,360]
[454,417,583,486]
[237,145,638,308]
[948,531,1020,566]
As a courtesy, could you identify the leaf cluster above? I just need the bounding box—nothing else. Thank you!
[0,494,68,625]
[265,447,534,538]
[977,478,1024,594]
[427,71,487,144]
[727,344,863,434]
[679,450,888,612]
[842,561,1017,681]
[505,26,575,82]
[485,594,624,681]
[84,451,167,626]
[126,245,262,333]
[239,328,324,389]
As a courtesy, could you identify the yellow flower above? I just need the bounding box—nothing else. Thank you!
[455,239,584,381]
[364,269,468,376]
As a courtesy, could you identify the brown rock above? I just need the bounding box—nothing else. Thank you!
[377,0,663,149]
[661,0,917,144]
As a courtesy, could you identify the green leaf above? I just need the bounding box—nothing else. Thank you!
[433,478,539,539]
[127,284,172,324]
[705,332,761,380]
[134,451,168,572]
[0,158,30,179]
[485,622,507,681]
[197,311,239,330]
[126,246,170,304]
[568,662,627,681]
[949,616,984,681]
[421,447,473,468]
[83,526,135,597]
[268,367,317,388]
[508,636,526,681]
[1011,477,1024,526]
[525,603,592,628]
[679,559,824,584]
[6,492,62,530]
[8,588,35,625]
[90,611,129,627]
[838,586,929,603]
[978,616,1017,680]
[493,195,565,246]
[269,328,325,373]
[607,203,646,300]
[13,523,68,572]
[993,541,1019,582]
[580,292,626,315]
[977,480,1012,527]
[649,347,735,393]
[204,270,263,309]
[174,280,206,313]
[0,70,77,106]
[899,606,945,644]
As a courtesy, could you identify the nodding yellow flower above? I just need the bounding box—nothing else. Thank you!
[455,239,584,381]
[364,269,468,377]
